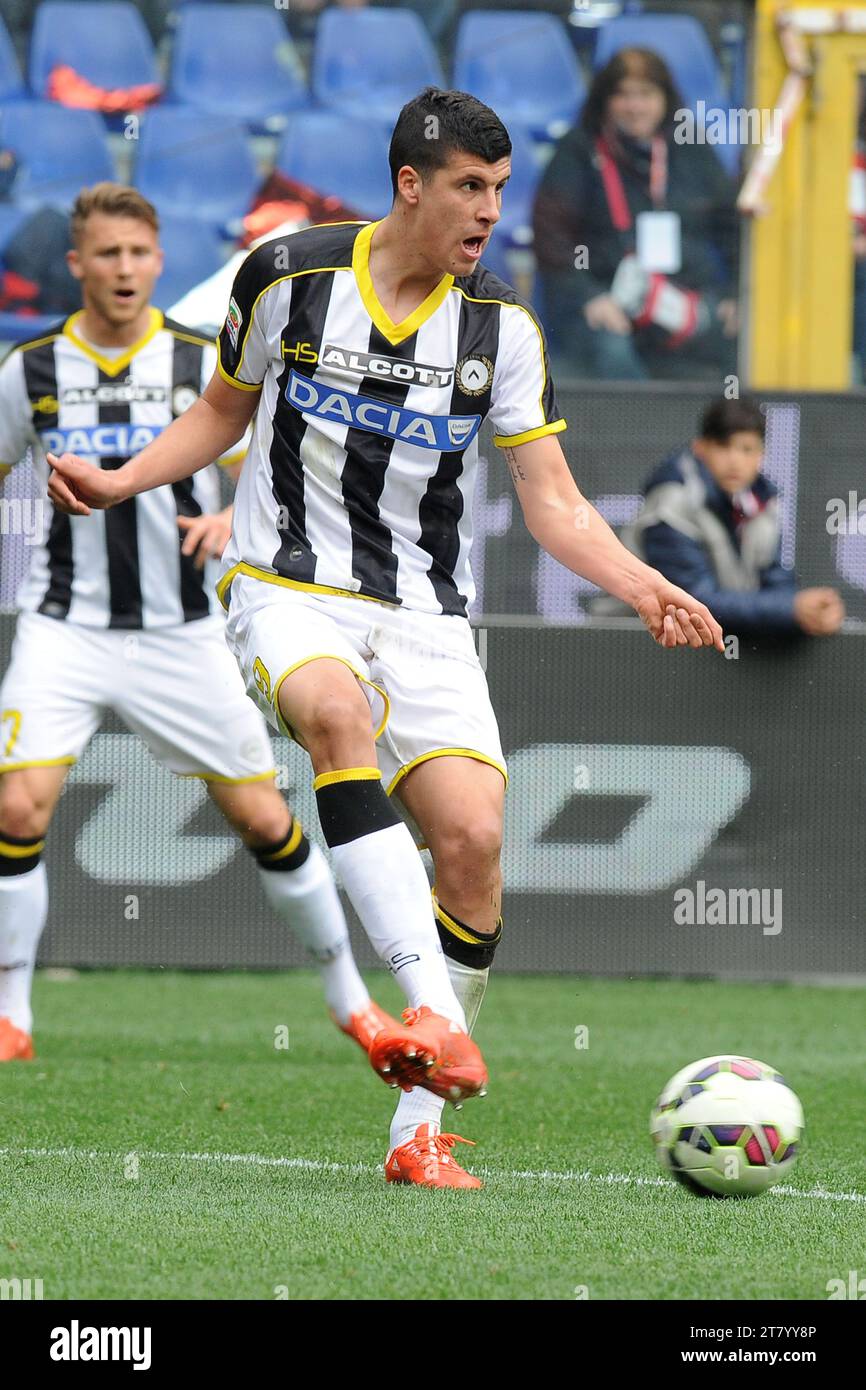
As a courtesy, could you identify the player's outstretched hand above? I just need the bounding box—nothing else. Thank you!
[634,575,725,652]
[47,452,124,516]
[177,507,233,570]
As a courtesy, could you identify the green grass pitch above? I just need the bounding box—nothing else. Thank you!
[1,970,863,1301]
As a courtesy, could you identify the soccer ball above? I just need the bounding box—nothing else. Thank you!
[650,1054,804,1198]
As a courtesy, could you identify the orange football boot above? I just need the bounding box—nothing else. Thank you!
[385,1123,482,1189]
[0,1016,34,1061]
[339,999,437,1091]
[370,1004,488,1104]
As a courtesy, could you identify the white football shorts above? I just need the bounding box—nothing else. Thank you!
[0,611,275,782]
[222,572,506,796]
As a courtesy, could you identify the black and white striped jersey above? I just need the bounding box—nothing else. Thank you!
[0,309,244,629]
[216,220,565,617]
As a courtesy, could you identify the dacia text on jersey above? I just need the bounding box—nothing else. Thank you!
[286,372,480,451]
[39,425,164,457]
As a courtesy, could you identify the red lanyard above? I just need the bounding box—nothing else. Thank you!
[595,134,668,232]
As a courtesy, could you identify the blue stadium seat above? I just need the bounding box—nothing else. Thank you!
[168,4,309,132]
[593,14,739,171]
[0,13,25,102]
[0,101,115,210]
[0,205,29,255]
[276,113,393,220]
[28,2,160,98]
[496,124,542,250]
[312,9,444,125]
[151,214,225,312]
[135,108,259,233]
[453,11,586,142]
[0,312,62,341]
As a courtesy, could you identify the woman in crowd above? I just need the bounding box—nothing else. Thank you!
[533,46,740,380]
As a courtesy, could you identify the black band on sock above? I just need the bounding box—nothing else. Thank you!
[0,833,44,876]
[314,768,400,848]
[253,818,311,872]
[435,898,502,970]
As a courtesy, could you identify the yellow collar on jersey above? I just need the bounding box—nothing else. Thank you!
[62,307,164,377]
[352,220,453,347]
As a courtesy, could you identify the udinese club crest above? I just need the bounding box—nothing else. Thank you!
[455,355,493,396]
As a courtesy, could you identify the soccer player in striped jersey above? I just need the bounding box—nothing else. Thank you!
[49,95,723,1187]
[0,183,461,1094]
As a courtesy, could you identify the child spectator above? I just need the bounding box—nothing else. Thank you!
[624,397,844,636]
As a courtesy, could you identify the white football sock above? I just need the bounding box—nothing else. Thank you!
[389,956,489,1151]
[257,842,368,1025]
[0,862,48,1033]
[331,822,466,1028]
[388,1077,446,1151]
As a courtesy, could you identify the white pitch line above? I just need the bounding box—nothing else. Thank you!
[1,1145,865,1205]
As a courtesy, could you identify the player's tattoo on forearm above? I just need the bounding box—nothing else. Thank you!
[504,445,526,483]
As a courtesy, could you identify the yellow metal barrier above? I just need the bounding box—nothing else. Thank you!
[749,0,866,388]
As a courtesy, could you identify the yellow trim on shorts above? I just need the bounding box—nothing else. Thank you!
[0,756,77,773]
[273,655,391,745]
[217,449,246,469]
[259,817,305,861]
[217,561,397,612]
[177,769,277,785]
[386,748,508,798]
[0,836,46,857]
[313,766,381,791]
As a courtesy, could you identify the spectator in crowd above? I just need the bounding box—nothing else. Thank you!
[0,146,80,316]
[621,397,845,636]
[532,47,740,380]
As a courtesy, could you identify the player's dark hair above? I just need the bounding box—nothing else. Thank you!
[582,47,682,136]
[389,87,512,197]
[699,397,766,443]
